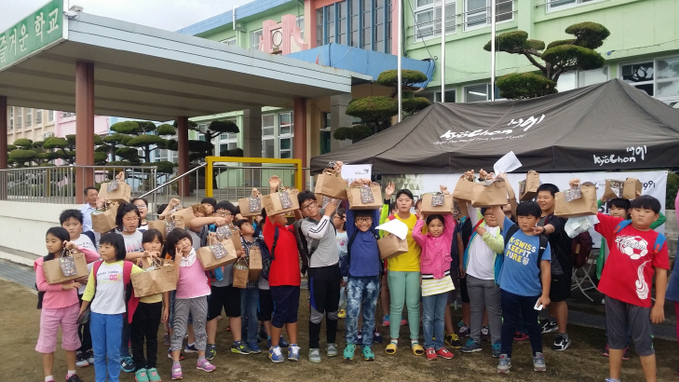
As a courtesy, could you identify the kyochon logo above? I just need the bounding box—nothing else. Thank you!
[435,114,545,144]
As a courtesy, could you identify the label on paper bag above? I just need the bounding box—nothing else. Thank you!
[564,187,582,202]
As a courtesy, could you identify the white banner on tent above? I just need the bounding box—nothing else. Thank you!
[341,164,372,183]
[383,170,668,245]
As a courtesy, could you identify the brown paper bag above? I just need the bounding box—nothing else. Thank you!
[377,234,409,260]
[248,246,263,281]
[471,180,509,207]
[238,189,263,217]
[452,199,468,219]
[43,249,89,284]
[197,238,238,271]
[232,257,249,289]
[453,176,475,201]
[346,184,382,210]
[147,220,167,239]
[171,207,195,230]
[421,193,453,214]
[314,169,348,199]
[91,201,119,233]
[623,178,642,199]
[554,183,598,218]
[603,180,625,200]
[131,259,178,297]
[519,170,540,201]
[262,188,300,215]
[98,172,131,204]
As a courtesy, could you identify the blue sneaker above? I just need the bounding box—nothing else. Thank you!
[288,344,300,361]
[492,341,501,358]
[120,356,135,373]
[269,346,284,363]
[497,354,512,374]
[461,338,482,353]
[279,336,289,348]
[249,342,262,354]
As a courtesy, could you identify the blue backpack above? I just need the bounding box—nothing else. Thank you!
[613,220,666,253]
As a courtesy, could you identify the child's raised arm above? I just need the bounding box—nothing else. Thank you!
[411,218,426,247]
[491,206,505,231]
[498,173,517,219]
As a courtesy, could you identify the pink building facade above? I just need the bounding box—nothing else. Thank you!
[54,112,110,138]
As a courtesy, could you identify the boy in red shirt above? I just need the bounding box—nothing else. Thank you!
[580,178,668,382]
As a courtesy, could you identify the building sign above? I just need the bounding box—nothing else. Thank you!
[0,0,63,70]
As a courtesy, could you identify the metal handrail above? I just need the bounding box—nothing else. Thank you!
[139,162,206,199]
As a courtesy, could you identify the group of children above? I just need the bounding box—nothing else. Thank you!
[34,170,674,382]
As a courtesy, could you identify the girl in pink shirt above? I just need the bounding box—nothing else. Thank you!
[35,227,100,382]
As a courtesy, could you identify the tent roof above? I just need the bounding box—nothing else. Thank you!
[0,8,370,121]
[311,79,679,174]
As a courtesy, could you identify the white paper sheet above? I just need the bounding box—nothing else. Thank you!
[376,219,408,241]
[493,151,522,175]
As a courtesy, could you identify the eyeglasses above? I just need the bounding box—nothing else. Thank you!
[123,217,138,223]
[301,200,317,211]
[356,217,372,223]
[134,205,147,210]
[214,211,232,217]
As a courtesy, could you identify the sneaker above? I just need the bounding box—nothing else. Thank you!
[497,354,512,374]
[85,350,94,365]
[461,338,482,353]
[373,328,383,344]
[146,368,161,382]
[492,341,502,358]
[481,325,490,340]
[269,346,285,363]
[400,318,408,326]
[533,352,547,372]
[383,315,390,327]
[288,345,300,361]
[184,344,198,353]
[249,342,262,354]
[171,364,182,380]
[540,320,558,334]
[445,333,462,348]
[135,368,150,382]
[120,356,135,373]
[167,350,186,360]
[309,348,321,363]
[196,359,216,372]
[623,347,630,361]
[552,334,571,351]
[513,331,529,341]
[231,342,252,355]
[436,347,454,360]
[75,351,89,368]
[343,343,356,360]
[338,309,346,319]
[163,333,171,346]
[327,343,338,357]
[362,346,375,361]
[279,336,290,348]
[206,344,217,360]
[66,375,83,382]
[458,324,470,338]
[600,344,609,357]
[425,348,437,361]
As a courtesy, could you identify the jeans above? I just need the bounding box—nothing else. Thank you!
[387,271,421,340]
[422,292,447,350]
[120,319,130,358]
[345,276,380,347]
[90,312,123,382]
[466,275,502,344]
[500,290,542,358]
[240,288,259,345]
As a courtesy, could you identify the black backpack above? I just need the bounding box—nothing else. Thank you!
[292,220,314,276]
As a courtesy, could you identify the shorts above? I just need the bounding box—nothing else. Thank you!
[258,288,274,322]
[459,276,470,303]
[549,257,572,302]
[605,295,654,356]
[270,285,300,328]
[36,303,81,353]
[207,284,241,320]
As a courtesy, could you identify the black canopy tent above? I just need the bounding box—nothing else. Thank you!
[311,79,679,174]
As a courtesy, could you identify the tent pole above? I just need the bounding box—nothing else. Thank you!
[440,0,446,103]
[490,0,496,102]
[397,0,403,122]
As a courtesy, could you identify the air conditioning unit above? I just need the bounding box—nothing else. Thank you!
[43,131,55,138]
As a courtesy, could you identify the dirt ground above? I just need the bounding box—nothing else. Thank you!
[3,278,679,382]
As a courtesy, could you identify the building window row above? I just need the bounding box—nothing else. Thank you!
[621,56,679,101]
[262,112,294,159]
[316,0,392,54]
[413,0,513,41]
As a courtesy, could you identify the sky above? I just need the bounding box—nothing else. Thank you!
[0,0,254,32]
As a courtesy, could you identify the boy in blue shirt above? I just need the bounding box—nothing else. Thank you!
[491,202,552,374]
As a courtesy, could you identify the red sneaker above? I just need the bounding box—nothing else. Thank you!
[513,331,529,341]
[436,347,454,360]
[425,348,437,361]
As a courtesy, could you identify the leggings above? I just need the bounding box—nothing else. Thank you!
[171,296,208,352]
[387,270,421,340]
[675,302,679,345]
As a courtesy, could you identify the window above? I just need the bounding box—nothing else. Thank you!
[337,2,347,45]
[26,109,32,127]
[350,0,359,47]
[262,114,276,158]
[316,8,324,47]
[216,118,238,155]
[620,57,679,101]
[464,83,500,102]
[36,110,42,125]
[61,111,75,118]
[547,0,598,12]
[361,0,370,49]
[413,0,455,41]
[9,107,13,131]
[556,67,608,92]
[261,112,295,158]
[221,37,237,46]
[251,29,263,51]
[320,112,332,154]
[316,0,392,53]
[279,112,292,135]
[48,110,54,122]
[465,0,513,30]
[297,16,305,40]
[327,5,336,43]
[436,89,456,102]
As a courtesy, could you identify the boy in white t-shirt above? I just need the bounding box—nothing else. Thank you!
[60,209,99,368]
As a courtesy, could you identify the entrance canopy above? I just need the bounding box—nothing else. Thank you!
[0,2,370,121]
[311,79,679,174]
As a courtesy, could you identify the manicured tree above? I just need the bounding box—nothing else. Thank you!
[8,148,37,167]
[483,22,610,99]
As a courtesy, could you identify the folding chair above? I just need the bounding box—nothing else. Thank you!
[571,249,599,302]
